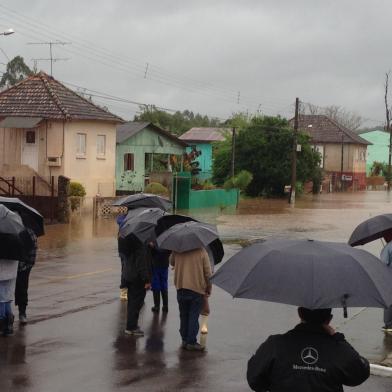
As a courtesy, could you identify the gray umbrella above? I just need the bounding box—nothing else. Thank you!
[112,193,172,211]
[156,221,219,253]
[348,214,392,246]
[211,239,392,312]
[119,208,167,243]
[0,196,44,236]
[0,204,32,260]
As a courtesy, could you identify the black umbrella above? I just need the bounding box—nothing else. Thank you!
[112,193,172,211]
[211,239,392,314]
[0,196,44,236]
[0,204,34,260]
[156,221,219,253]
[349,214,392,246]
[155,214,224,265]
[119,208,167,243]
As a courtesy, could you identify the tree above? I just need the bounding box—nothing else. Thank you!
[212,116,321,196]
[134,105,221,135]
[0,56,33,88]
[303,103,363,130]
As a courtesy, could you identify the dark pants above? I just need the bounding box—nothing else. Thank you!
[15,268,32,312]
[177,289,203,345]
[126,280,146,330]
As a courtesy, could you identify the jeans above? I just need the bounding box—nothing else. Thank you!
[126,279,146,330]
[15,268,32,311]
[0,302,12,319]
[151,267,168,291]
[177,289,203,345]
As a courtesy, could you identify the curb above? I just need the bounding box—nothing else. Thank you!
[370,364,392,377]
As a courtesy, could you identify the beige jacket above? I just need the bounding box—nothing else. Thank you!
[170,248,212,295]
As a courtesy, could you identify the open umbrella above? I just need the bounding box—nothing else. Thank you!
[155,214,224,264]
[156,221,219,253]
[348,214,392,246]
[211,239,392,315]
[119,208,167,243]
[0,205,34,260]
[0,196,44,236]
[112,193,172,211]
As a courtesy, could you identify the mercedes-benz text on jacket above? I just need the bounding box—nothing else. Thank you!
[247,323,370,392]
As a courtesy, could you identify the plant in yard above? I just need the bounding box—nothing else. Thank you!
[145,182,169,196]
[68,181,86,211]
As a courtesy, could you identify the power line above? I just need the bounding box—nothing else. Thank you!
[0,3,292,112]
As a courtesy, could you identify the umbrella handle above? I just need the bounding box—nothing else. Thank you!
[342,294,349,318]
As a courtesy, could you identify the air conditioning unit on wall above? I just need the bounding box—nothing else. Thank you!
[47,157,62,167]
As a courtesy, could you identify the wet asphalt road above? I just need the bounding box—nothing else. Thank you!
[1,192,392,391]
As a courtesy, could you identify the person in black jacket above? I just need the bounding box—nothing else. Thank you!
[121,237,152,337]
[247,307,370,392]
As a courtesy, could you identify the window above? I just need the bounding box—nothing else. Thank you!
[124,153,134,171]
[76,133,86,157]
[25,130,36,144]
[97,135,106,157]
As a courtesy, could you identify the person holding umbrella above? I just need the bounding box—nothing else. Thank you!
[14,222,37,324]
[247,307,370,392]
[0,205,34,336]
[121,237,152,337]
[157,220,220,351]
[348,213,392,332]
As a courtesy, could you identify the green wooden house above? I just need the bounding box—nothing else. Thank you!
[116,122,187,192]
[360,130,389,175]
[179,127,227,180]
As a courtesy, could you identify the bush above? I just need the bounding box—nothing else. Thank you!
[224,170,253,192]
[69,182,86,197]
[202,180,215,190]
[145,182,169,196]
[68,182,86,212]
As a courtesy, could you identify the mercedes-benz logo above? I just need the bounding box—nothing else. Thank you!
[301,347,319,365]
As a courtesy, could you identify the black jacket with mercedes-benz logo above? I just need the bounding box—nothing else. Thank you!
[247,323,370,392]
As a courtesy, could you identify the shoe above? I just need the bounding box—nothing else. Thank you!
[19,312,28,325]
[162,306,168,313]
[185,343,205,351]
[151,306,160,313]
[3,314,14,336]
[124,328,144,337]
[120,288,128,301]
[181,341,187,349]
[382,325,392,332]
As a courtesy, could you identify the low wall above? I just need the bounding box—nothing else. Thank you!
[188,188,239,209]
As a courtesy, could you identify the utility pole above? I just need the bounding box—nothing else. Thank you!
[385,72,392,191]
[231,127,236,178]
[28,41,71,76]
[289,97,300,204]
[340,133,344,192]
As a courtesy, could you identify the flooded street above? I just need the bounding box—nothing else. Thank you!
[1,191,392,391]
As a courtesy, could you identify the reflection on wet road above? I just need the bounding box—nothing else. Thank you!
[1,192,392,391]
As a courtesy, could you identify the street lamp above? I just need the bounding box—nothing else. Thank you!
[0,28,14,36]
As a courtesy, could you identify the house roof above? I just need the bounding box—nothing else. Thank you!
[179,127,227,142]
[116,121,188,147]
[293,115,371,145]
[0,72,123,123]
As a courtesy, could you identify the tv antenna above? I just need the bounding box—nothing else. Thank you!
[28,41,71,76]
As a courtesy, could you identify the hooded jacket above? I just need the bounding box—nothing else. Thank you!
[247,323,370,392]
[121,241,152,284]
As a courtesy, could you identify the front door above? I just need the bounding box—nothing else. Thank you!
[21,129,39,171]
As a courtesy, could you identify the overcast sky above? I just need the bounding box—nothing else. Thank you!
[0,0,390,125]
